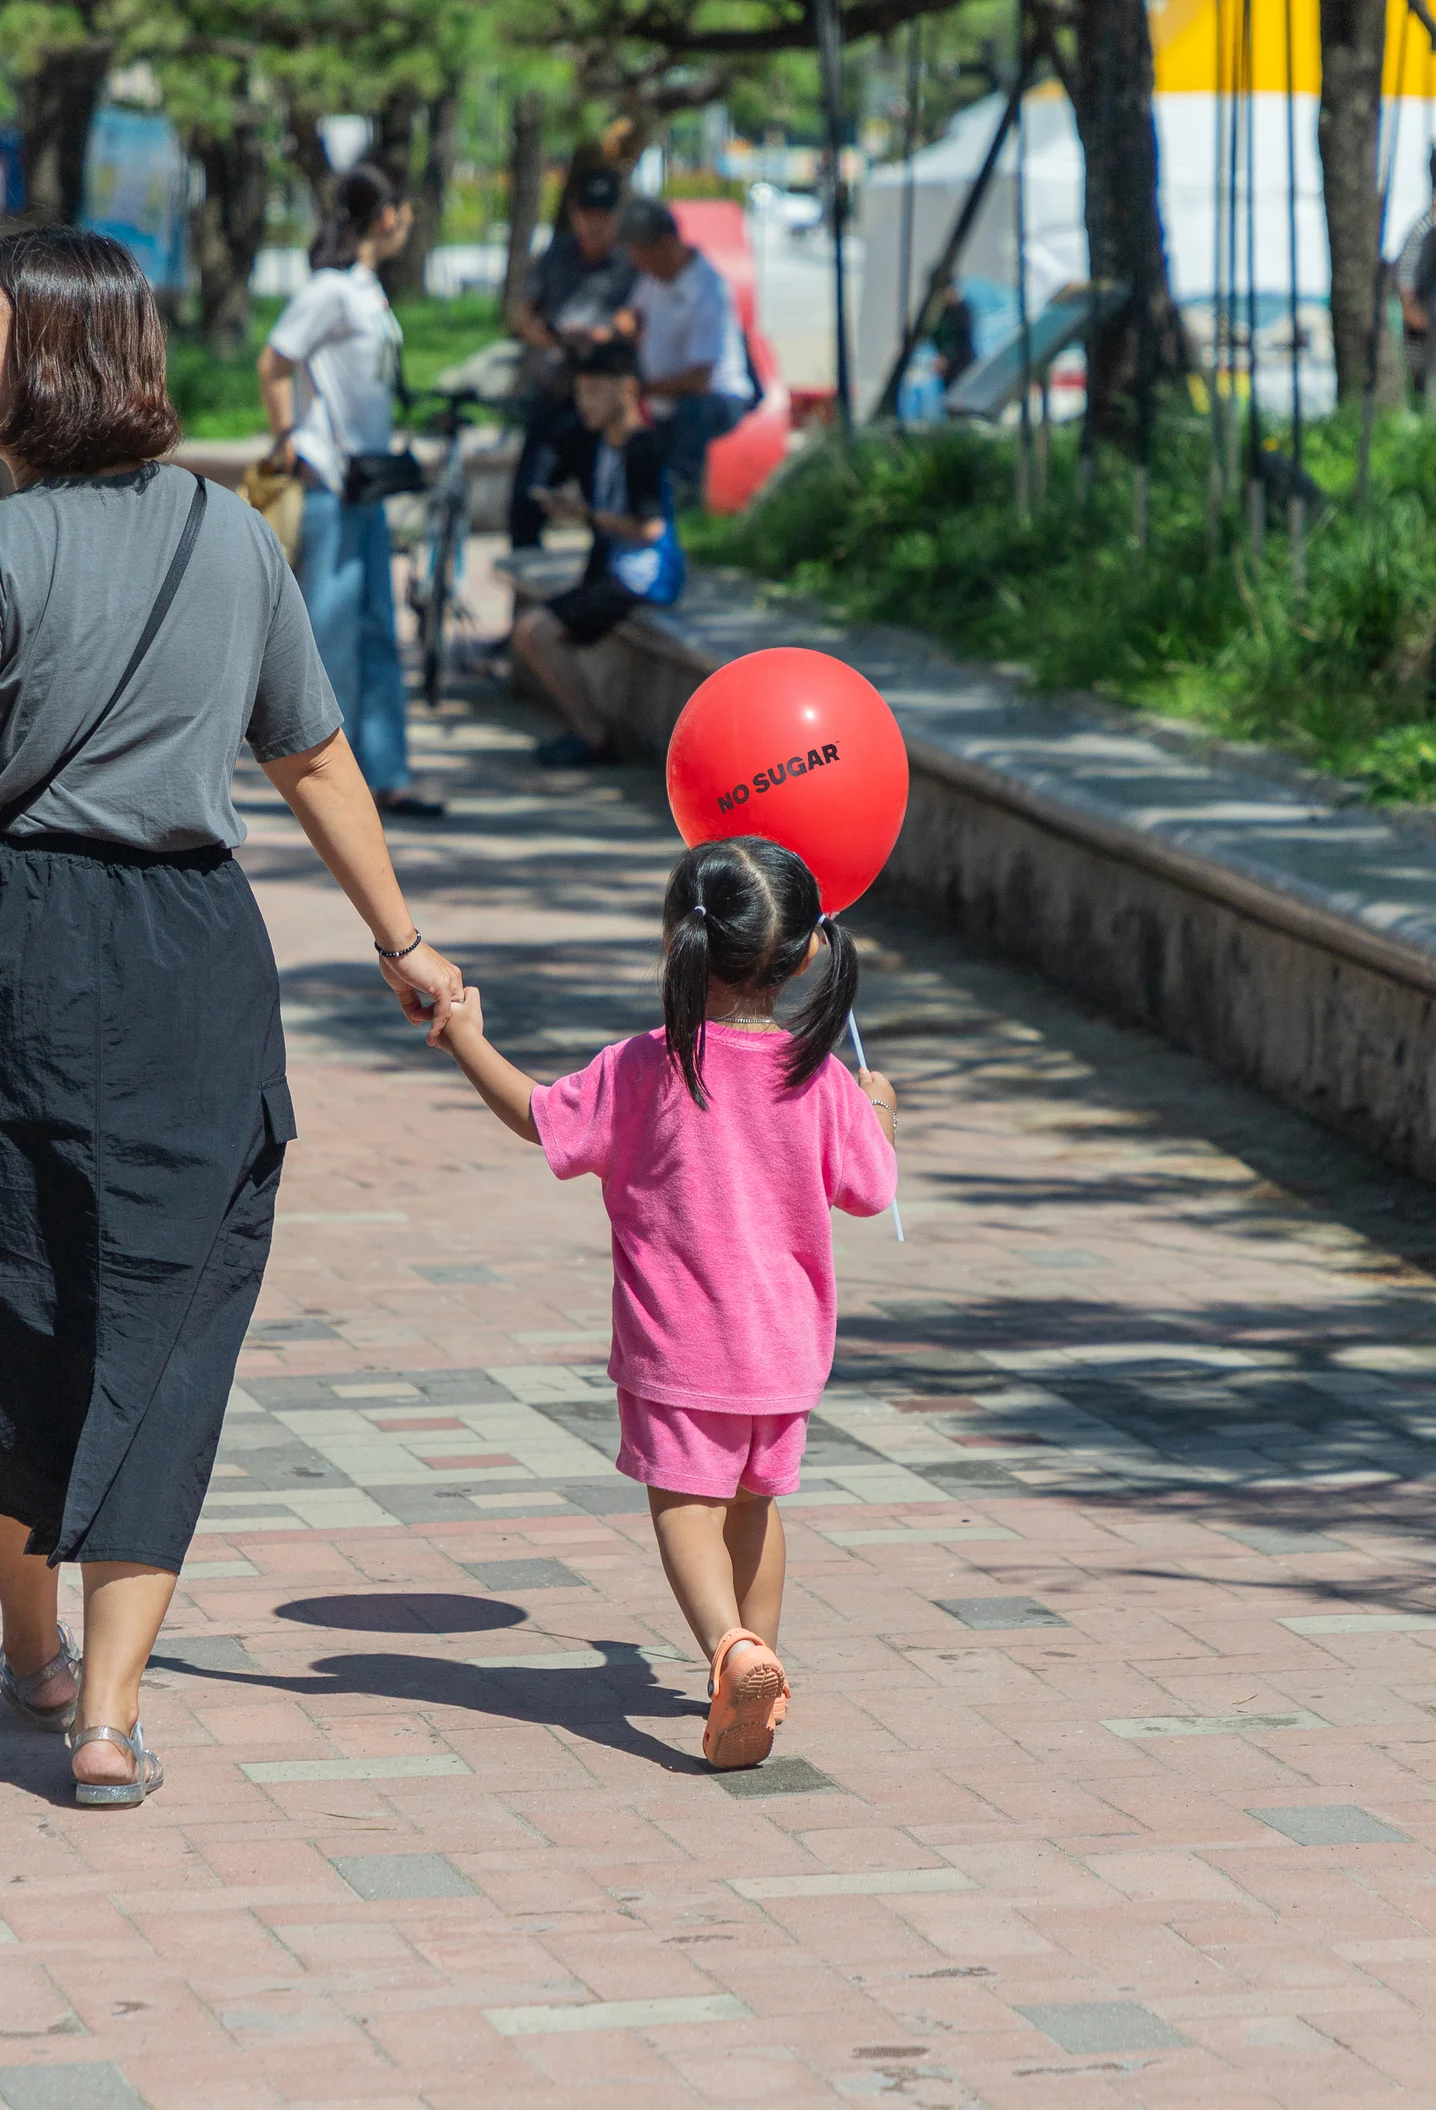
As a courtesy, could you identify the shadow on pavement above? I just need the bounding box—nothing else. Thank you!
[272,1592,524,1634]
[144,1638,709,1775]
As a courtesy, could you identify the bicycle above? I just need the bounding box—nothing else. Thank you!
[406,340,529,708]
[406,387,481,709]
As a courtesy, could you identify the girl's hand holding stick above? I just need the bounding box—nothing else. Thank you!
[847,1009,904,1241]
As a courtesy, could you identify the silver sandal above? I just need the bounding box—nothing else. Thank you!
[70,1720,164,1808]
[0,1622,81,1733]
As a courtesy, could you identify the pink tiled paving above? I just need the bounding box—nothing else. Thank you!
[4,555,1436,2106]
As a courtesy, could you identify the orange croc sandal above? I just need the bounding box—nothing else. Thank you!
[703,1628,787,1770]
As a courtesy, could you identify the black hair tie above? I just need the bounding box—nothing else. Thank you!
[691,904,707,921]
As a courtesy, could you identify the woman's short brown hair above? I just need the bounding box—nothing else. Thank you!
[0,227,181,479]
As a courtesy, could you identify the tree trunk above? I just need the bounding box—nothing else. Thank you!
[1318,0,1386,402]
[1070,0,1186,437]
[191,122,269,354]
[18,40,110,224]
[383,92,458,302]
[289,108,337,229]
[503,91,544,328]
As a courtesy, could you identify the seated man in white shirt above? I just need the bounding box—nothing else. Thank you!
[619,198,755,509]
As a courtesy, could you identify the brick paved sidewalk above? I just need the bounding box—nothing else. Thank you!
[6,648,1436,2108]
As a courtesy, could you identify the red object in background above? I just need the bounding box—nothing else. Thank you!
[666,646,910,914]
[668,199,790,515]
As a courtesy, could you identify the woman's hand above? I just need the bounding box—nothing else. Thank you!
[262,734,464,1047]
[377,940,464,1046]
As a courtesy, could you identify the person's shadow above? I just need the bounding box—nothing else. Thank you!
[148,1591,711,1775]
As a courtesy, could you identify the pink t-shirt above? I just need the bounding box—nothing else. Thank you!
[530,1026,898,1414]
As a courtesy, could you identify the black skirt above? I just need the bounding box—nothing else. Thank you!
[0,833,295,1570]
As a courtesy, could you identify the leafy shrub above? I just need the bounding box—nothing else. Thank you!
[689,407,1436,793]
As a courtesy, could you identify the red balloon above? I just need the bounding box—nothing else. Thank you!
[666,648,909,913]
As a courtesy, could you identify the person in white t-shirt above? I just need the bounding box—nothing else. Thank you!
[257,165,442,818]
[619,198,755,509]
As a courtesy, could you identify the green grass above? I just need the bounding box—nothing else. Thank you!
[687,406,1436,801]
[166,292,504,440]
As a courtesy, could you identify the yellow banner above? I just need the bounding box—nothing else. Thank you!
[1150,0,1436,98]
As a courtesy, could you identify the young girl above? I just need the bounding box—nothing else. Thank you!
[439,835,897,1769]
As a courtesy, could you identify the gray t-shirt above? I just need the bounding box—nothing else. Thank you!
[0,463,342,851]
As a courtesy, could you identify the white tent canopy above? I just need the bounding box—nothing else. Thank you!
[856,89,1085,416]
[856,78,1436,417]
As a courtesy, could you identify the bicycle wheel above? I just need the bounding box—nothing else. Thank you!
[419,495,463,707]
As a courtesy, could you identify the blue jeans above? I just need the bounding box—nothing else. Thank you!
[658,393,749,506]
[297,486,410,795]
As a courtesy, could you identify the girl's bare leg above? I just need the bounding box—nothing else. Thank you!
[724,1491,786,1651]
[647,1487,785,1657]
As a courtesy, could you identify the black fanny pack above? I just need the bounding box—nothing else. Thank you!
[343,449,427,507]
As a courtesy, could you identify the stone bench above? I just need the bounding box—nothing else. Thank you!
[502,550,1436,1181]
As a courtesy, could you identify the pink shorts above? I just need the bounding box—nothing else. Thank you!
[615,1389,809,1499]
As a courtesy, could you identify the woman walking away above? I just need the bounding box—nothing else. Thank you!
[438,837,897,1768]
[0,228,462,1805]
[258,164,443,818]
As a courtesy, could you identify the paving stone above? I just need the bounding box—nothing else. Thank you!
[934,1595,1069,1629]
[1105,1711,1327,1737]
[413,1263,501,1283]
[1223,1525,1349,1554]
[242,1755,471,1782]
[546,1478,652,1516]
[463,1558,588,1591]
[368,1485,491,1524]
[1281,1613,1436,1633]
[1248,1804,1411,1845]
[715,1758,837,1798]
[246,1317,343,1343]
[729,1868,976,1898]
[1016,2002,1188,2053]
[148,1634,256,1674]
[484,1995,750,2035]
[0,2066,146,2110]
[333,1852,477,1900]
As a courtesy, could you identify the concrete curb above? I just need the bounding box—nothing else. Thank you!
[507,558,1436,1179]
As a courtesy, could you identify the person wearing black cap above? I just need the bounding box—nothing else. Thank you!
[509,167,637,547]
[513,339,684,768]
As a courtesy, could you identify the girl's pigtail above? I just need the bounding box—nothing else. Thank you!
[663,904,713,1108]
[784,915,859,1090]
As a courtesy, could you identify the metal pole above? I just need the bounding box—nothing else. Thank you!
[1242,0,1263,554]
[1208,0,1228,550]
[814,0,854,434]
[1225,0,1242,490]
[1016,28,1033,517]
[1284,0,1305,594]
[1427,44,1436,411]
[896,18,923,358]
[1079,0,1114,507]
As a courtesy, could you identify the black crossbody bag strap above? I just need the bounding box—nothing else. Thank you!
[0,470,208,836]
